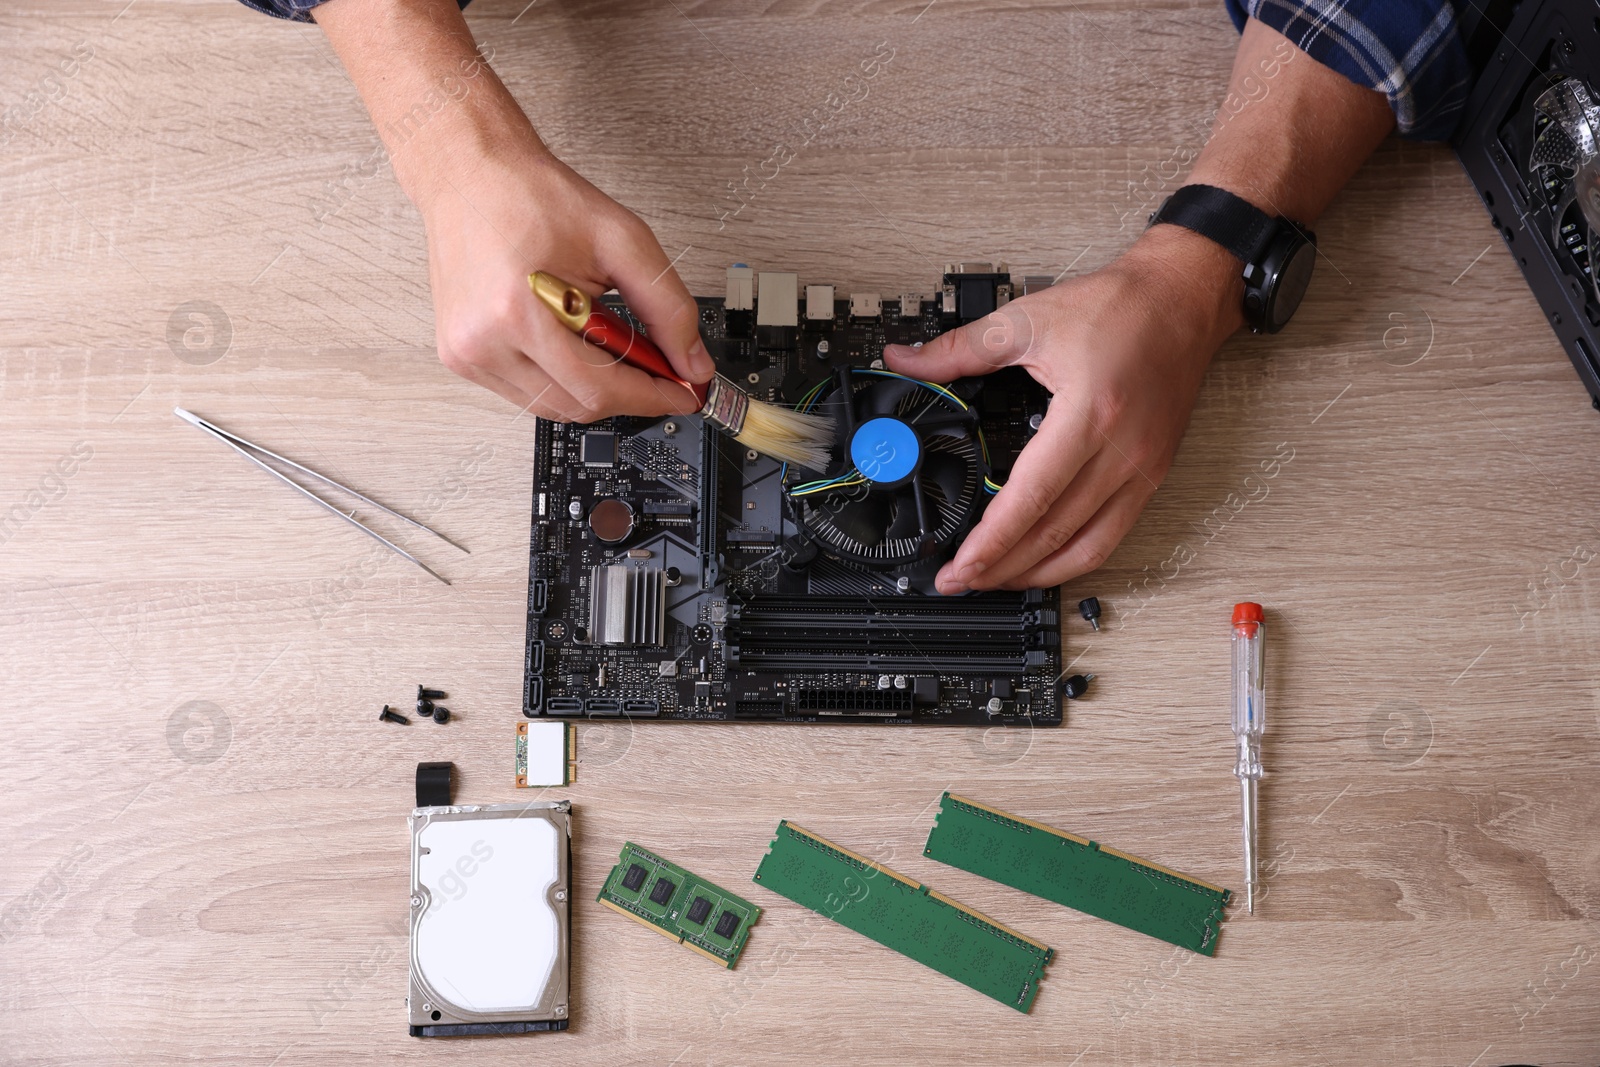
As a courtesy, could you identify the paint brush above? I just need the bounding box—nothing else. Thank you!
[529,270,834,470]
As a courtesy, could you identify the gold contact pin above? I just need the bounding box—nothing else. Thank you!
[783,823,918,889]
[599,888,740,968]
[680,940,732,968]
[926,889,1052,953]
[946,793,1227,896]
[598,897,684,945]
[567,722,577,784]
[945,793,1093,847]
[1097,845,1228,896]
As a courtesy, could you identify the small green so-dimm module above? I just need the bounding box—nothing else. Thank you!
[753,821,1054,1012]
[597,843,761,968]
[924,793,1231,955]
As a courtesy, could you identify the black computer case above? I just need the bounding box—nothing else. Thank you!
[1452,0,1600,403]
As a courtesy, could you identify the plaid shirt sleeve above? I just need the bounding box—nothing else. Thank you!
[1225,1,1472,141]
[237,0,469,22]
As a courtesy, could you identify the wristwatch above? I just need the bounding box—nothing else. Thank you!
[1148,184,1317,334]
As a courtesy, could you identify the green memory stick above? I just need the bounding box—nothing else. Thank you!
[597,842,761,968]
[924,793,1231,955]
[752,821,1054,1012]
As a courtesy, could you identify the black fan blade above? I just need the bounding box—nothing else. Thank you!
[884,484,926,541]
[915,409,972,428]
[923,451,971,512]
[915,409,972,441]
[860,377,920,418]
[824,493,893,548]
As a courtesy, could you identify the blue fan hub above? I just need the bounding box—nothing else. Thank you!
[850,417,921,487]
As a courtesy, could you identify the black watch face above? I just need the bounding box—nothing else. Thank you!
[1267,239,1316,330]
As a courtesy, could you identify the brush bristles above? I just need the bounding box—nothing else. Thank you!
[734,399,836,471]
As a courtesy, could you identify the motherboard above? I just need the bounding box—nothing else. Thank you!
[523,264,1064,726]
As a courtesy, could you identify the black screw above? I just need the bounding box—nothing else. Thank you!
[418,685,447,701]
[379,705,410,725]
[1063,674,1095,699]
[432,706,451,724]
[1077,597,1102,631]
[417,697,435,717]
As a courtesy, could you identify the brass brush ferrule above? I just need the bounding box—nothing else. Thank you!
[699,375,749,436]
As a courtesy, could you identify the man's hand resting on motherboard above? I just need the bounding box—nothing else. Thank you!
[885,226,1242,593]
[888,18,1395,592]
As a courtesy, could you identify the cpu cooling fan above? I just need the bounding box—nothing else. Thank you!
[785,367,991,573]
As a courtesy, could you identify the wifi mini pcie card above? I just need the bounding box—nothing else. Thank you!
[516,721,575,787]
[597,843,761,968]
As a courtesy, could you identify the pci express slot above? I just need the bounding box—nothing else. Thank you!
[752,821,1053,1012]
[727,595,1055,672]
[924,793,1232,955]
[734,690,917,718]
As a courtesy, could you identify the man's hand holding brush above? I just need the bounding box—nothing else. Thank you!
[314,0,712,422]
[314,2,1394,592]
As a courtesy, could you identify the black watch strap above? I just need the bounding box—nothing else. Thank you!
[1149,184,1277,264]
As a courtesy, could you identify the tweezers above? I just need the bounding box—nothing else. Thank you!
[174,407,465,585]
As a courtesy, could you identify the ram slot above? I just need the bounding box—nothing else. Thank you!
[698,418,720,590]
[727,594,1054,672]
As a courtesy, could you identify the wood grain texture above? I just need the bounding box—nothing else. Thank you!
[2,1,1597,1064]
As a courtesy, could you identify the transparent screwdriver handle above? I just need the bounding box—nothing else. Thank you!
[1232,603,1265,779]
[1231,602,1265,912]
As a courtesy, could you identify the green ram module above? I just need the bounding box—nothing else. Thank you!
[924,793,1231,955]
[752,821,1053,1012]
[597,842,760,968]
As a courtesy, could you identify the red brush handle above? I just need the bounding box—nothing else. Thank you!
[581,306,710,408]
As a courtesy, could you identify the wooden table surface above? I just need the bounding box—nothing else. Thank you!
[3,1,1598,1064]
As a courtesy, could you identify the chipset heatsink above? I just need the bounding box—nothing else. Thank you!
[407,801,571,1037]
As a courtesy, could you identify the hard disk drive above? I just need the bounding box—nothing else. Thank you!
[407,800,571,1036]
